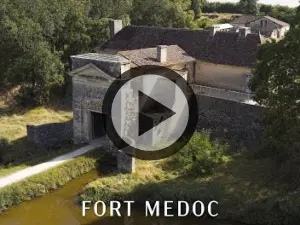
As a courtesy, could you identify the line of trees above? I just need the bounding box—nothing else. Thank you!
[0,0,297,106]
[202,1,296,23]
[0,0,208,105]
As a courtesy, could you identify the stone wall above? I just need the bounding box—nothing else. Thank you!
[72,76,109,144]
[196,95,264,150]
[27,121,73,149]
[195,61,251,93]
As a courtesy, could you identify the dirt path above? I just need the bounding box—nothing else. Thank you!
[0,139,104,189]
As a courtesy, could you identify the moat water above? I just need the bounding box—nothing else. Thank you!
[0,170,239,225]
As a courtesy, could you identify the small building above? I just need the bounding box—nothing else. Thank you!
[230,15,290,39]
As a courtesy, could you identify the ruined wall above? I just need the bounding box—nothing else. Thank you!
[196,95,264,150]
[27,121,73,149]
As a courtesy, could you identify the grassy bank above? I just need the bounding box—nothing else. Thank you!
[0,93,73,177]
[0,149,111,212]
[80,133,300,225]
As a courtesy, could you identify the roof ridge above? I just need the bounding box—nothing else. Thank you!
[124,25,263,37]
[126,25,194,31]
[262,15,290,26]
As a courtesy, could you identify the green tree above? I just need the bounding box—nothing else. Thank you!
[0,0,110,105]
[8,42,64,105]
[90,0,132,22]
[238,0,259,15]
[249,7,300,162]
[191,0,205,19]
[130,0,186,27]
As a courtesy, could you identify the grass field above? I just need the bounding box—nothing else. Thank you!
[0,90,73,177]
[201,13,241,24]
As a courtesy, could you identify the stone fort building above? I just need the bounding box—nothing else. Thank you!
[69,20,263,151]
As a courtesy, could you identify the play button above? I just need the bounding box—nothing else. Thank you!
[138,90,176,136]
[102,66,198,160]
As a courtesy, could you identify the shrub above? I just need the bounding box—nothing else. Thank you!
[165,132,229,176]
[197,18,214,28]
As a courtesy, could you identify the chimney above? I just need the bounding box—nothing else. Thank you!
[239,27,251,38]
[157,45,168,63]
[109,20,123,38]
[209,25,221,37]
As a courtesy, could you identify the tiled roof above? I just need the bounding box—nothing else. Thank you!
[263,16,290,27]
[231,15,290,28]
[230,15,262,24]
[99,25,263,67]
[118,45,195,66]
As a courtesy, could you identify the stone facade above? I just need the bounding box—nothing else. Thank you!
[230,15,290,39]
[117,147,136,173]
[72,73,111,144]
[27,121,73,149]
[247,17,290,39]
[70,54,136,173]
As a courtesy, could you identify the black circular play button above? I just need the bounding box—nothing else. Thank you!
[102,65,198,160]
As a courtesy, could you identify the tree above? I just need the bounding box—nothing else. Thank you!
[8,41,64,105]
[249,7,300,163]
[0,0,111,105]
[130,0,186,28]
[191,0,205,19]
[89,0,132,22]
[238,0,259,15]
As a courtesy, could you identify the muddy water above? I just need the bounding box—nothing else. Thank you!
[0,171,237,225]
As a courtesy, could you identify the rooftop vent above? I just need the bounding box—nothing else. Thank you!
[109,20,123,38]
[239,27,251,38]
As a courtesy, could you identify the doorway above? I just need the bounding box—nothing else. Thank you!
[91,112,106,139]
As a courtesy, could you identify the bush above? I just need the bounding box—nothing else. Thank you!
[197,18,214,28]
[165,132,229,176]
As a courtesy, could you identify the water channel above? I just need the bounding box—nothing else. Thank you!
[0,170,239,225]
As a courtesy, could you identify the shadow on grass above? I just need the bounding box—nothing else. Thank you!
[0,137,74,167]
[84,213,239,225]
[95,152,118,176]
[115,155,300,225]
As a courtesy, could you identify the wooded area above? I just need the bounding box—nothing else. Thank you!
[0,0,297,106]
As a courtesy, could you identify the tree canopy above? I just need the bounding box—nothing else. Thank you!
[249,7,300,162]
[0,0,297,105]
[238,0,259,15]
